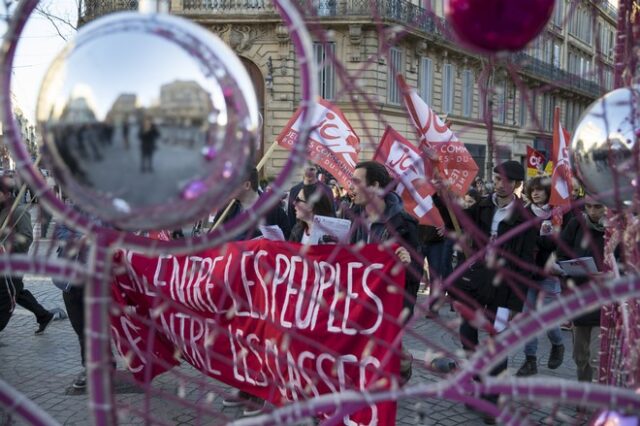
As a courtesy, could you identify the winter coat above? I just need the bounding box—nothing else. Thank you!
[215,197,291,241]
[461,195,537,312]
[557,215,605,326]
[0,204,33,254]
[349,192,421,317]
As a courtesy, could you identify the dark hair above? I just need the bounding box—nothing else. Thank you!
[247,167,259,192]
[466,188,481,203]
[525,175,551,203]
[301,184,334,217]
[355,161,391,188]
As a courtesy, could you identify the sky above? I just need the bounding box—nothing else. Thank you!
[2,0,78,123]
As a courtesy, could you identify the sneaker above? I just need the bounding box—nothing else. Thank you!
[515,356,538,377]
[548,344,565,370]
[242,397,265,416]
[222,390,251,407]
[72,369,87,389]
[35,312,54,335]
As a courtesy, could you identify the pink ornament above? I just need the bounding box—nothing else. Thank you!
[446,0,555,52]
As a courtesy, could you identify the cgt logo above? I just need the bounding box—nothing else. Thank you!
[387,140,425,183]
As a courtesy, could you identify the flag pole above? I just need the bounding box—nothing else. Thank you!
[209,140,279,232]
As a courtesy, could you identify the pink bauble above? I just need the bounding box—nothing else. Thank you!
[446,0,556,52]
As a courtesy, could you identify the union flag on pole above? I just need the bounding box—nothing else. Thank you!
[549,106,573,208]
[374,126,444,227]
[276,98,360,190]
[526,146,547,177]
[397,75,478,196]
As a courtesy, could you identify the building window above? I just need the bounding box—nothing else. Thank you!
[388,48,403,105]
[419,57,433,104]
[314,42,336,100]
[462,69,473,117]
[542,93,555,132]
[442,63,454,114]
[493,79,506,124]
[519,91,527,127]
[553,0,564,26]
[553,43,562,68]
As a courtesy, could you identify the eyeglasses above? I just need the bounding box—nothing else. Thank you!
[294,197,306,204]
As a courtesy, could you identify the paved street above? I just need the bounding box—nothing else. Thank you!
[0,214,591,425]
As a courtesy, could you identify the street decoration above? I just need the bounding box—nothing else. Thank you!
[445,0,556,52]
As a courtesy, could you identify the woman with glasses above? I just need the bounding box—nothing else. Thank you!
[516,176,565,377]
[289,184,335,244]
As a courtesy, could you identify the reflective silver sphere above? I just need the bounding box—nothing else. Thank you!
[37,12,258,230]
[571,86,640,208]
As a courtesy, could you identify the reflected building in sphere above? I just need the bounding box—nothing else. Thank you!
[80,0,618,180]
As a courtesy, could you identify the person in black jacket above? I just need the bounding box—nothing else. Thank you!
[515,176,564,377]
[286,162,334,230]
[557,195,607,383]
[349,161,421,385]
[456,160,537,424]
[214,167,290,241]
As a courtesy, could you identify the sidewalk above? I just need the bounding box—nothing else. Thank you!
[0,275,590,425]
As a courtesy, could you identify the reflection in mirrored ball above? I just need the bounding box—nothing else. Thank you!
[571,86,640,208]
[36,12,259,230]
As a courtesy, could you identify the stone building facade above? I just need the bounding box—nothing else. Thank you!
[83,0,617,180]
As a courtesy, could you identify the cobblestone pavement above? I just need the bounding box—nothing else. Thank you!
[0,219,591,425]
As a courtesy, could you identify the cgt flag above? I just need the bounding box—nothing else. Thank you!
[397,75,478,196]
[374,126,444,227]
[276,98,360,190]
[526,146,547,177]
[549,106,573,208]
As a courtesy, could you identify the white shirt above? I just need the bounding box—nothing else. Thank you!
[490,194,516,239]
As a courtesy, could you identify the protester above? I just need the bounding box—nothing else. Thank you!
[0,176,53,334]
[289,184,335,243]
[515,176,564,377]
[454,160,537,424]
[558,195,608,383]
[53,219,89,389]
[419,193,456,318]
[286,162,334,229]
[218,167,290,415]
[215,167,290,240]
[349,161,421,385]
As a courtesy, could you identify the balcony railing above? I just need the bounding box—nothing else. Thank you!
[182,0,275,13]
[513,52,602,97]
[81,0,139,22]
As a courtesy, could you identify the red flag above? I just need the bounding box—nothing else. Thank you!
[526,146,547,177]
[397,75,478,196]
[549,107,573,208]
[276,98,360,190]
[374,126,444,227]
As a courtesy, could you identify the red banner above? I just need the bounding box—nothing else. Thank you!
[276,99,360,190]
[110,241,404,425]
[549,107,573,208]
[397,75,478,196]
[374,126,444,227]
[526,146,546,177]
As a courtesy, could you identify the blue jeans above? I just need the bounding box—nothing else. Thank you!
[523,277,563,356]
[424,238,454,279]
